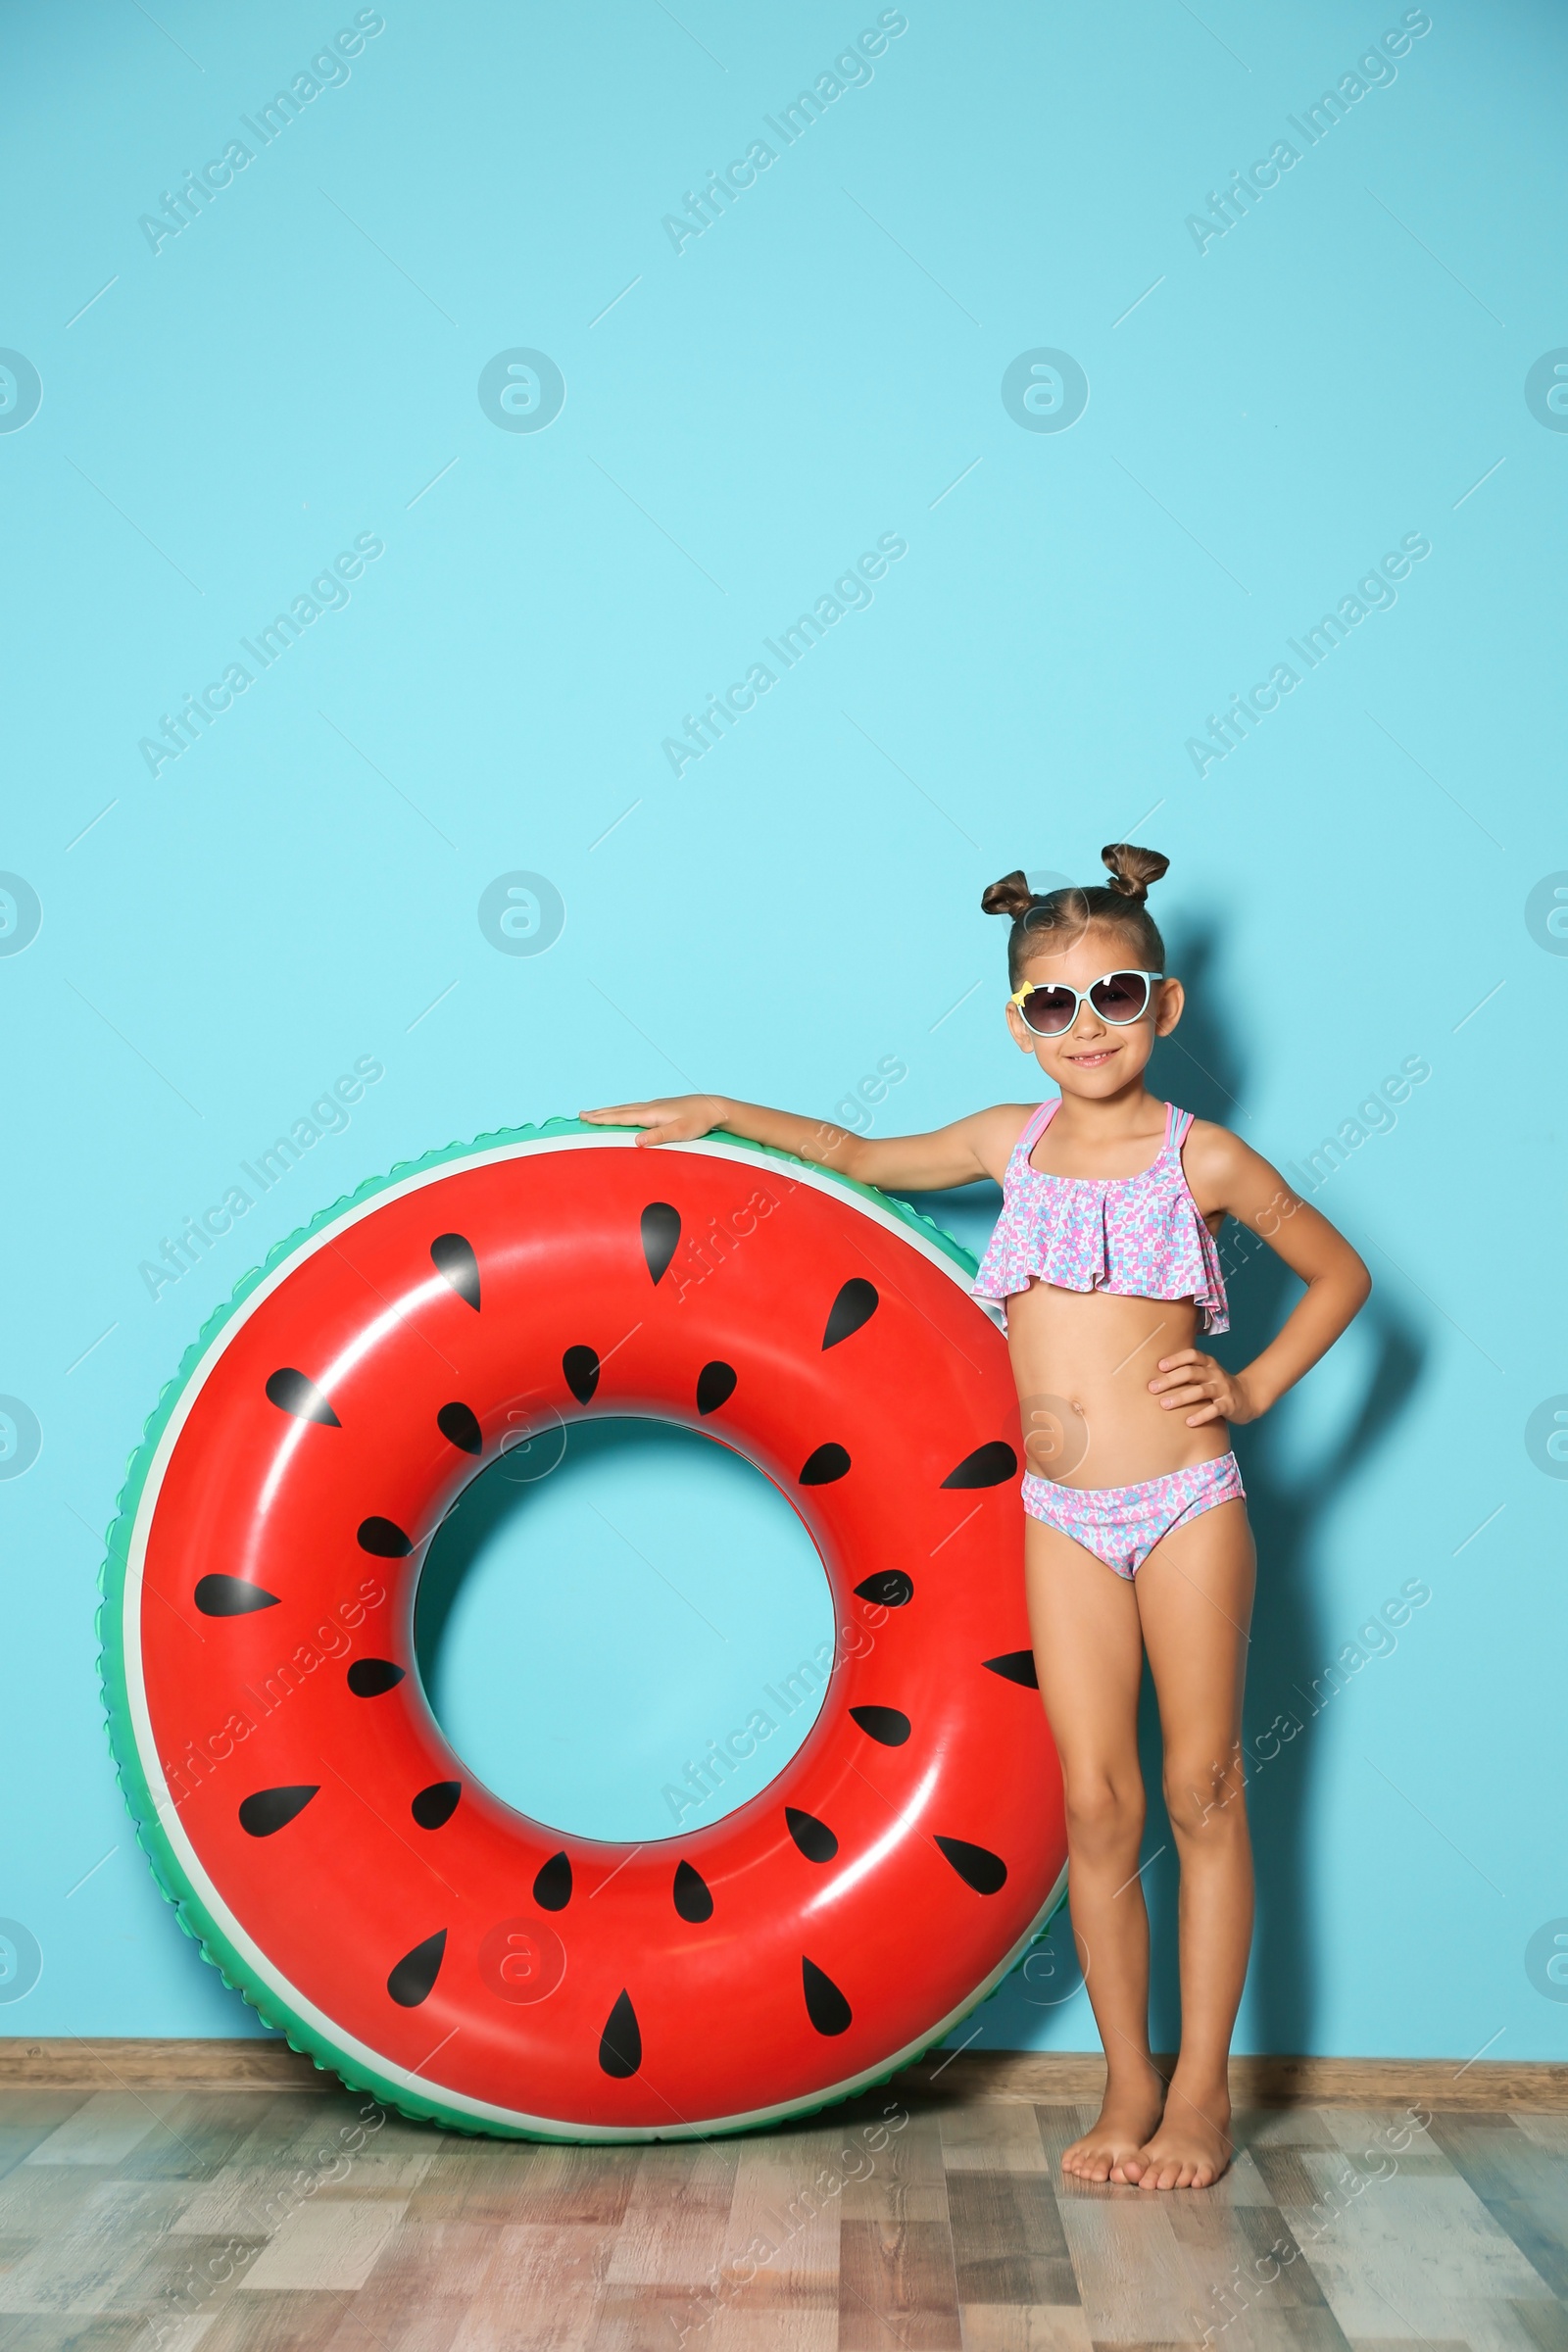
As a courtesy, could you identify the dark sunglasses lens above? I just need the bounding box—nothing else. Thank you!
[1021,986,1076,1034]
[1089,971,1150,1022]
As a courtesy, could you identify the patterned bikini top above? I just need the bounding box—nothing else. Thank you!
[971,1097,1229,1333]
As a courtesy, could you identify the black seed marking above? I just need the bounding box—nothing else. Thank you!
[411,1781,462,1831]
[430,1233,480,1309]
[799,1443,851,1486]
[387,1929,447,2007]
[935,1835,1008,1895]
[194,1575,279,1617]
[265,1368,340,1427]
[673,1860,713,1923]
[437,1401,482,1455]
[358,1516,414,1558]
[696,1360,737,1416]
[238,1785,319,1838]
[599,1987,641,2077]
[786,1806,839,1864]
[851,1705,910,1747]
[641,1201,681,1286]
[347,1658,405,1697]
[533,1850,572,1911]
[856,1569,913,1609]
[984,1649,1039,1690]
[563,1346,600,1404]
[822,1277,879,1350]
[941,1441,1018,1489]
[802,1956,852,2036]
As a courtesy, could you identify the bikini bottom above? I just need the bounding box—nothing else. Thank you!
[1021,1452,1246,1579]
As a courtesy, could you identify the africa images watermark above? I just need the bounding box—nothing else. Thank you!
[1185,530,1430,777]
[138,532,385,777]
[157,1577,389,1814]
[662,11,908,255]
[662,531,908,778]
[1185,10,1433,255]
[145,2096,388,2347]
[662,1593,894,1828]
[1218,1053,1431,1294]
[138,1054,385,1298]
[650,1068,906,1315]
[662,1644,838,1827]
[138,12,387,254]
[1284,1054,1431,1197]
[831,1053,908,1133]
[675,2098,912,2342]
[1194,1574,1434,1832]
[1193,2105,1433,2345]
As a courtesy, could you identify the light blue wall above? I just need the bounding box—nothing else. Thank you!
[0,0,1563,2060]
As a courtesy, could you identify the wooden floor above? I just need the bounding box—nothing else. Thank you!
[1,2075,1564,2352]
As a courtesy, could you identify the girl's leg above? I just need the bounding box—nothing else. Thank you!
[1024,1515,1165,2184]
[1124,1495,1255,2189]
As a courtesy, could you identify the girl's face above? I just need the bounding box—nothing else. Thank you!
[1004,923,1184,1098]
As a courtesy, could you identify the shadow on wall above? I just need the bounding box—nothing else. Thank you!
[1138,919,1424,2057]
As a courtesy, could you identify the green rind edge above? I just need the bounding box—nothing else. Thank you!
[95,1116,1067,2141]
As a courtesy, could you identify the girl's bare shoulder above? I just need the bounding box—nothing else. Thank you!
[963,1102,1043,1181]
[1179,1115,1280,1210]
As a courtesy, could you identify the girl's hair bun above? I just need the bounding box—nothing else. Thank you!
[984,853,1168,983]
[1100,842,1170,903]
[980,868,1037,920]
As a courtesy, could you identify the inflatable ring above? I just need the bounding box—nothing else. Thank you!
[100,1122,1066,2140]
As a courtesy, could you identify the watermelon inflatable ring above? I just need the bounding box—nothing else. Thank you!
[100,1121,1067,2140]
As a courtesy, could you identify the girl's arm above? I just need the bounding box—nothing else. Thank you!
[577,1093,1029,1192]
[1151,1125,1372,1426]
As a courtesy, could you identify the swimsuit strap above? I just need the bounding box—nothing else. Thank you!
[1014,1096,1059,1166]
[1166,1105,1200,1196]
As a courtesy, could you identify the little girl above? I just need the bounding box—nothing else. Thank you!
[583,845,1369,2190]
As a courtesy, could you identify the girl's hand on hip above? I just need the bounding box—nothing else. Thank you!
[578,1096,728,1146]
[1149,1349,1258,1427]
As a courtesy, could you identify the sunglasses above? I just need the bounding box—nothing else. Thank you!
[1008,968,1164,1037]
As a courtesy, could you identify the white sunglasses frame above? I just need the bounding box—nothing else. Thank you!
[1006,968,1165,1037]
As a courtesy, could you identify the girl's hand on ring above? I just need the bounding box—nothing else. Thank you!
[1148,1349,1256,1426]
[578,1096,727,1147]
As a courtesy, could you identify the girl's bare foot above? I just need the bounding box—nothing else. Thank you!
[1059,2063,1167,2184]
[1122,2078,1234,2188]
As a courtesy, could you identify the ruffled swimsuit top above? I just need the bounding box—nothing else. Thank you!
[972,1097,1229,1334]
